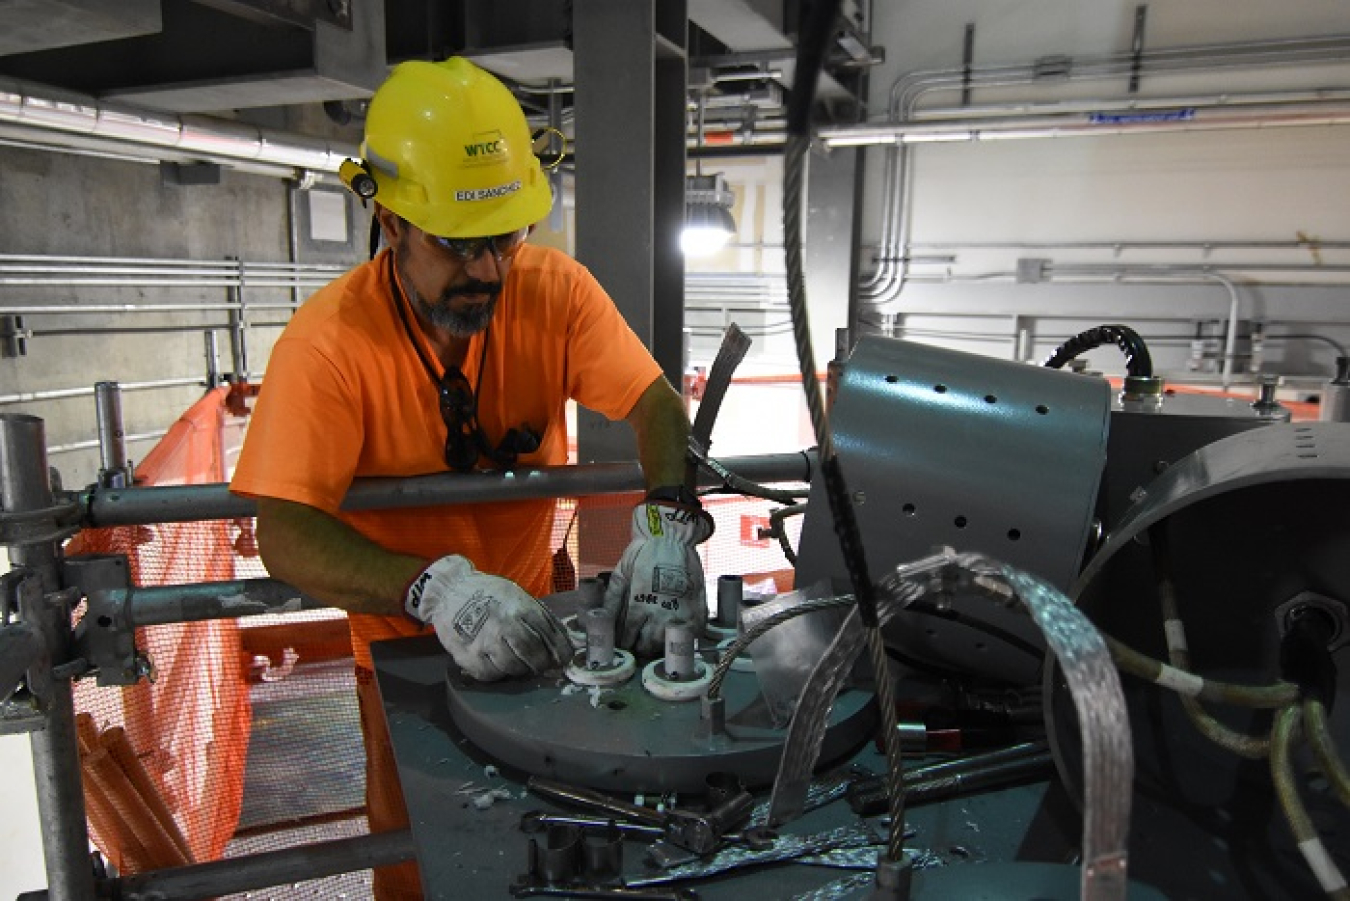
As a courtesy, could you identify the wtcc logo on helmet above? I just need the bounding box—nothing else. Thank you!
[463,130,507,163]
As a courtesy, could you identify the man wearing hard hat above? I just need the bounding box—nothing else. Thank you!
[231,57,711,898]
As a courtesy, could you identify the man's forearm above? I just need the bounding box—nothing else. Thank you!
[254,497,427,616]
[627,376,691,490]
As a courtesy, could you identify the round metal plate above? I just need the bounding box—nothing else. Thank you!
[444,660,876,794]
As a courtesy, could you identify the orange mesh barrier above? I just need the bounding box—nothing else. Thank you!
[68,386,251,869]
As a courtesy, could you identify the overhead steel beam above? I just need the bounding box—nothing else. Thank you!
[0,0,161,58]
[102,0,385,112]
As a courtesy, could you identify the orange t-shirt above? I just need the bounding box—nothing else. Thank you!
[230,245,663,668]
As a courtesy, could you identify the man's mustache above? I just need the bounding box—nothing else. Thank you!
[444,280,502,300]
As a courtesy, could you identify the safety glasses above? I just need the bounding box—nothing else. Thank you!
[428,227,529,263]
[436,366,541,472]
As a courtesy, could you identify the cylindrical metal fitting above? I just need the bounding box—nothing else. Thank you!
[1251,374,1291,421]
[1320,356,1350,422]
[663,619,697,680]
[583,608,616,669]
[535,824,581,886]
[577,576,605,611]
[704,771,745,809]
[94,381,132,487]
[581,824,623,884]
[0,414,52,519]
[871,849,916,899]
[715,575,742,628]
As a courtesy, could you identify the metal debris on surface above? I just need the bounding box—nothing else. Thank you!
[788,872,872,901]
[630,822,882,887]
[794,835,924,871]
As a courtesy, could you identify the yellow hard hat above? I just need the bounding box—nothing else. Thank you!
[344,57,553,238]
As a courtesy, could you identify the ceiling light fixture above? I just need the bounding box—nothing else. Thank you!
[683,93,737,257]
[682,172,736,257]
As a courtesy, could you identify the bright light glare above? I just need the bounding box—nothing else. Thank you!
[681,225,732,257]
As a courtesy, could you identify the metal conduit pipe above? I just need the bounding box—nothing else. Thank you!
[913,87,1350,122]
[0,302,309,314]
[0,280,329,289]
[0,378,203,406]
[883,265,1245,385]
[47,431,167,456]
[83,451,815,527]
[112,830,415,901]
[858,34,1350,306]
[818,100,1350,147]
[910,239,1350,252]
[1,253,346,273]
[1043,265,1243,387]
[0,76,355,178]
[1,259,343,274]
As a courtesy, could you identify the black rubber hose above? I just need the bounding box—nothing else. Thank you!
[1042,323,1154,377]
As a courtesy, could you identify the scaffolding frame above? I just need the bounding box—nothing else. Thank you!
[0,407,809,901]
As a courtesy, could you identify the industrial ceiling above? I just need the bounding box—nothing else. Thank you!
[0,0,874,157]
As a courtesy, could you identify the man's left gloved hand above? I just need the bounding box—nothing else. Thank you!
[603,487,714,657]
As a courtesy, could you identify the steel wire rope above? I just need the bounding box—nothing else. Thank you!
[781,0,909,866]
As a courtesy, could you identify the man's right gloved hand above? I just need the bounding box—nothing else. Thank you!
[404,555,573,682]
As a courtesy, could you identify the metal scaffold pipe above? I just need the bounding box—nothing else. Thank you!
[0,415,95,901]
[83,452,816,527]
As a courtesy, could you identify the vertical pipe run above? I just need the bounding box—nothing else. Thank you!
[961,23,976,107]
[94,381,130,488]
[1129,5,1149,93]
[204,330,221,388]
[0,415,96,901]
[227,258,249,381]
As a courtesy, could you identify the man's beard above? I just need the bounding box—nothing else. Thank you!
[394,245,501,338]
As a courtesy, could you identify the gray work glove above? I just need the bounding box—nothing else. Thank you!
[405,555,573,681]
[603,492,714,657]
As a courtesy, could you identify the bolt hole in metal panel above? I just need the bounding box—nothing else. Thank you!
[796,336,1111,685]
[443,589,876,794]
[1047,423,1350,900]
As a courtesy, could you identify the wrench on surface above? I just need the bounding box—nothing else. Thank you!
[521,810,665,839]
[510,882,698,900]
[527,777,756,856]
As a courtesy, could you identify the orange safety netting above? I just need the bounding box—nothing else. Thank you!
[68,385,252,870]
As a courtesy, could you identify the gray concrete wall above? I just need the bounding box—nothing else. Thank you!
[0,147,364,488]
